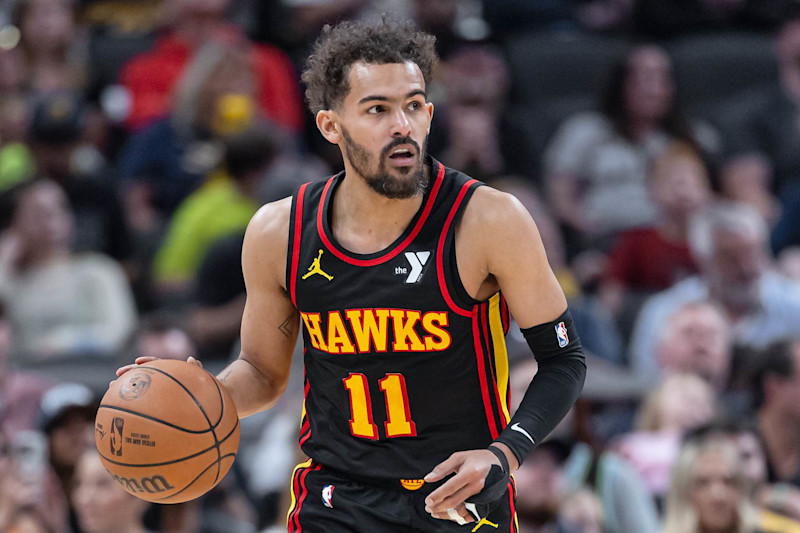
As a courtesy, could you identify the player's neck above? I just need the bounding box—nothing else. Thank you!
[331,166,428,254]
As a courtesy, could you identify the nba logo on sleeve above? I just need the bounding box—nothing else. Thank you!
[555,322,569,348]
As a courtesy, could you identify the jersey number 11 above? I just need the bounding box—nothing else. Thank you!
[343,373,417,439]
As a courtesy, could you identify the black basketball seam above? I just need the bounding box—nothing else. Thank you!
[97,418,239,468]
[208,375,226,482]
[141,366,224,478]
[98,404,214,434]
[154,453,237,502]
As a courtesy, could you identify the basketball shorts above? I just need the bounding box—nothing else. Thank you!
[286,460,518,532]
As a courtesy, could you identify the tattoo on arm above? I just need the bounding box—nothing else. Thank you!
[279,310,298,338]
[218,368,233,383]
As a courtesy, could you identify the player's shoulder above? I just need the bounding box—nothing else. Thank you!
[243,197,293,256]
[463,184,532,229]
[248,197,293,236]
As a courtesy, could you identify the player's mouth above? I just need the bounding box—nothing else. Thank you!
[387,146,417,166]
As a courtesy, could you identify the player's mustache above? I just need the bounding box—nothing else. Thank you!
[382,137,420,157]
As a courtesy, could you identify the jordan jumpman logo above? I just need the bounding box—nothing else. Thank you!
[302,249,333,281]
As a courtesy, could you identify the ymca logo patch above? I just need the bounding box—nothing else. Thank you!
[555,321,569,348]
[322,484,335,509]
[395,251,431,283]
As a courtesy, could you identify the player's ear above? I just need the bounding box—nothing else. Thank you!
[316,110,341,144]
[425,102,434,135]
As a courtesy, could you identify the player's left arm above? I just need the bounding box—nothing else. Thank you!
[424,187,586,522]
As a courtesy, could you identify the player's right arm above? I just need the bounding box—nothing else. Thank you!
[216,198,299,417]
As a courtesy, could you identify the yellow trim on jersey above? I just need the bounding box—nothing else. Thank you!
[488,294,511,423]
[286,459,314,526]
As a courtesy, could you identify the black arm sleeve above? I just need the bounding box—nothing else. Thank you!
[494,309,586,466]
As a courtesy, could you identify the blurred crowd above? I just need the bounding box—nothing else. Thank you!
[2,0,800,532]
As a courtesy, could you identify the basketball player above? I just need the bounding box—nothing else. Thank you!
[119,17,586,531]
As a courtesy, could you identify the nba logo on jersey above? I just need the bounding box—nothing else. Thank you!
[322,484,335,509]
[555,322,569,348]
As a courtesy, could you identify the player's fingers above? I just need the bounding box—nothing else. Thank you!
[424,451,466,482]
[134,356,159,365]
[187,356,203,368]
[115,364,137,377]
[425,474,471,511]
[428,485,481,516]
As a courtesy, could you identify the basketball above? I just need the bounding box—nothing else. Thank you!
[94,360,240,504]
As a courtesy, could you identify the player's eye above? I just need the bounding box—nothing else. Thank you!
[408,101,421,111]
[367,105,385,114]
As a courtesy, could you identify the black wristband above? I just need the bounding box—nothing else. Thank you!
[488,445,509,473]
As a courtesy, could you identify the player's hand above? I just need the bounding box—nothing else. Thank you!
[115,356,203,378]
[423,449,501,523]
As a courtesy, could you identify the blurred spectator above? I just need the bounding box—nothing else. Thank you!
[513,440,579,533]
[687,420,800,526]
[0,303,52,435]
[118,42,262,231]
[720,154,779,227]
[72,450,154,533]
[430,44,510,181]
[559,488,604,533]
[28,92,132,263]
[189,232,245,361]
[561,439,660,533]
[778,247,800,283]
[724,12,800,253]
[629,202,800,379]
[753,340,800,487]
[118,0,302,133]
[135,311,196,361]
[0,178,137,360]
[662,434,763,533]
[600,141,711,318]
[38,382,97,533]
[634,0,793,39]
[543,44,720,249]
[0,427,58,533]
[654,301,732,390]
[13,0,86,93]
[152,124,278,294]
[612,373,717,500]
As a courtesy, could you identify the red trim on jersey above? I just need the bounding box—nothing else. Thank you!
[290,183,309,307]
[287,463,303,530]
[508,478,518,533]
[481,304,506,432]
[289,462,321,532]
[299,378,311,447]
[500,295,510,334]
[316,162,445,267]
[473,304,499,440]
[436,179,479,317]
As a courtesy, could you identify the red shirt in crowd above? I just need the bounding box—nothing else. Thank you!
[119,25,304,133]
[606,227,698,291]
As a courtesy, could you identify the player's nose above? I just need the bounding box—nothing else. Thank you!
[390,109,412,137]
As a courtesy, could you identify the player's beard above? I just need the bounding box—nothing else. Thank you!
[340,127,428,199]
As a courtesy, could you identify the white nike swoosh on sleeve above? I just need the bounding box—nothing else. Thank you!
[510,423,535,445]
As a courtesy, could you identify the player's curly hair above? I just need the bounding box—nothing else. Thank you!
[301,17,438,115]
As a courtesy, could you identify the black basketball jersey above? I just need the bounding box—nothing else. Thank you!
[286,157,512,487]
